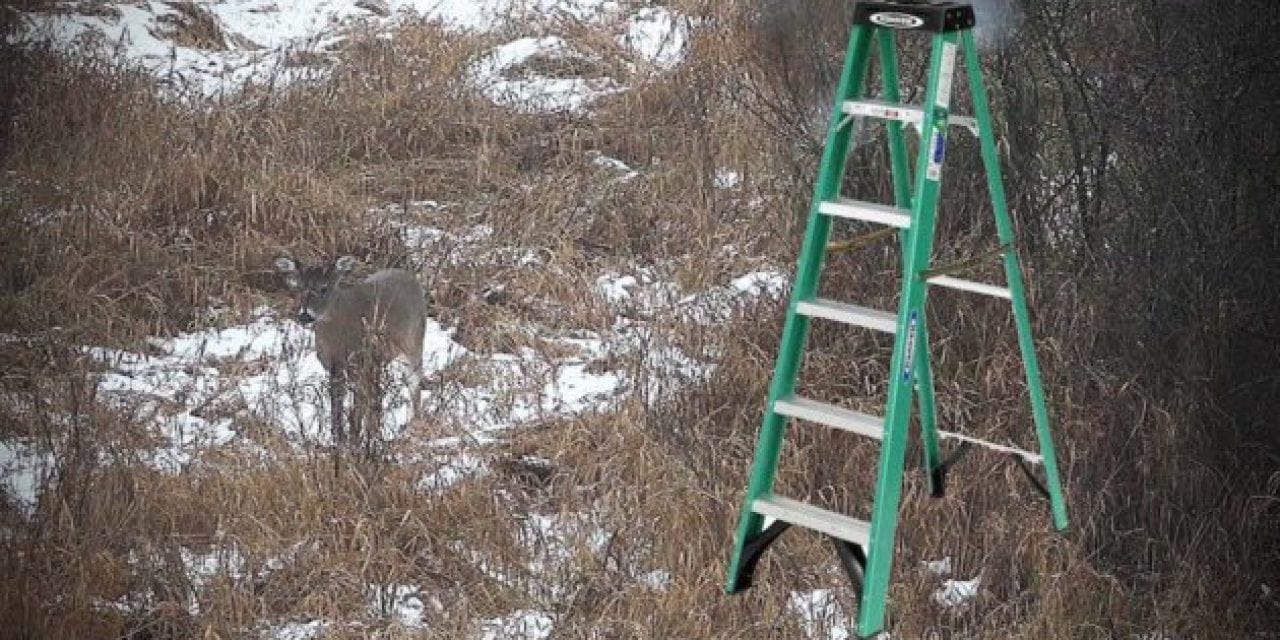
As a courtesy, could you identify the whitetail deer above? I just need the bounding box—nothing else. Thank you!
[275,255,427,451]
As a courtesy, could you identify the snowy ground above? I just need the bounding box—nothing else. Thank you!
[4,1,981,637]
[4,210,784,636]
[14,0,689,105]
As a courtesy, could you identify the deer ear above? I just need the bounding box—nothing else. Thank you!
[334,255,358,273]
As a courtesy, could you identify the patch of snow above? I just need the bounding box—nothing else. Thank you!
[468,36,622,114]
[933,575,981,609]
[262,620,327,640]
[0,441,52,516]
[87,308,465,469]
[589,152,640,182]
[594,273,640,305]
[369,583,427,627]
[638,569,672,591]
[477,610,554,639]
[181,544,246,614]
[618,7,687,70]
[729,271,788,298]
[417,451,487,491]
[15,0,687,99]
[922,556,952,577]
[713,168,742,190]
[788,589,851,640]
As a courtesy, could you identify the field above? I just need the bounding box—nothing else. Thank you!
[1,1,1277,638]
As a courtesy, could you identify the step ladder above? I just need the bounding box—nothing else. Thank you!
[724,2,1068,637]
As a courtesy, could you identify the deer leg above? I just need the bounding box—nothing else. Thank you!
[329,370,347,448]
[349,382,363,454]
[408,364,423,420]
[410,316,426,420]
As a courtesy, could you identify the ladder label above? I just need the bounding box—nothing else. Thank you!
[926,130,946,181]
[936,42,957,109]
[869,12,925,30]
[901,310,919,382]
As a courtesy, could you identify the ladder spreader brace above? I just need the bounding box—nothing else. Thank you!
[724,2,1069,637]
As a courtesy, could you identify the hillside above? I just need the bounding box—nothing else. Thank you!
[1,0,1278,638]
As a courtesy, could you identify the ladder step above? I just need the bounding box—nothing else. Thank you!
[819,198,911,228]
[752,494,871,547]
[925,275,1012,299]
[796,298,897,333]
[774,395,884,440]
[842,98,979,133]
[937,430,1044,464]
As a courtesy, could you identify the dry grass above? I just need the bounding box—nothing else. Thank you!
[0,2,1277,639]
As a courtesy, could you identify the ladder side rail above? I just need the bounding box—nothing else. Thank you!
[857,30,960,638]
[961,30,1069,531]
[725,23,877,593]
[877,27,945,497]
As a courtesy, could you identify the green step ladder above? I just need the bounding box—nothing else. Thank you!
[725,2,1068,637]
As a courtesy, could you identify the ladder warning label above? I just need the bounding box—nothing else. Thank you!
[936,42,957,109]
[902,310,919,382]
[927,131,945,181]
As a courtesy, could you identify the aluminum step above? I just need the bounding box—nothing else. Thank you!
[774,395,884,440]
[842,98,979,134]
[752,494,871,547]
[937,430,1043,464]
[796,298,897,333]
[818,198,912,228]
[926,275,1012,299]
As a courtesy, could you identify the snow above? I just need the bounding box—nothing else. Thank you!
[933,575,981,609]
[85,302,629,471]
[714,168,742,190]
[14,0,686,100]
[638,569,672,591]
[467,36,623,114]
[369,583,430,627]
[417,451,486,491]
[589,152,641,181]
[0,441,52,515]
[477,609,554,639]
[618,7,688,70]
[788,589,851,640]
[263,620,326,640]
[181,545,247,614]
[595,273,640,305]
[922,556,952,577]
[86,307,469,469]
[729,271,789,298]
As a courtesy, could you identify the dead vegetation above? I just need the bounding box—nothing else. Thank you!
[0,1,1277,638]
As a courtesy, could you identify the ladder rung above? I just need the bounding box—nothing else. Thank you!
[774,395,884,440]
[819,198,911,228]
[842,99,979,133]
[796,298,897,333]
[752,494,871,547]
[926,275,1012,299]
[938,430,1043,464]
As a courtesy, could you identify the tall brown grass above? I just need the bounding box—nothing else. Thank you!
[0,2,1276,638]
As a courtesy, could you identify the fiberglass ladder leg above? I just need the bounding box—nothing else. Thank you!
[725,3,1068,638]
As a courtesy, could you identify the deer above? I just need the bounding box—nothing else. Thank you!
[275,255,428,453]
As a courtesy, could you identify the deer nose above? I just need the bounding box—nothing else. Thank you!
[297,309,315,325]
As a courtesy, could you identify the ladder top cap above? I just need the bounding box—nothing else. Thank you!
[852,1,976,33]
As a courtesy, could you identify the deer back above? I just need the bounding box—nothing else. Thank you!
[313,269,427,372]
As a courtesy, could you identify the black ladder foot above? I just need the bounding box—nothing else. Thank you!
[928,440,973,498]
[727,521,790,593]
[1013,453,1052,500]
[831,537,868,602]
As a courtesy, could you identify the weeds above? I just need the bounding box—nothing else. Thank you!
[0,2,1276,638]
